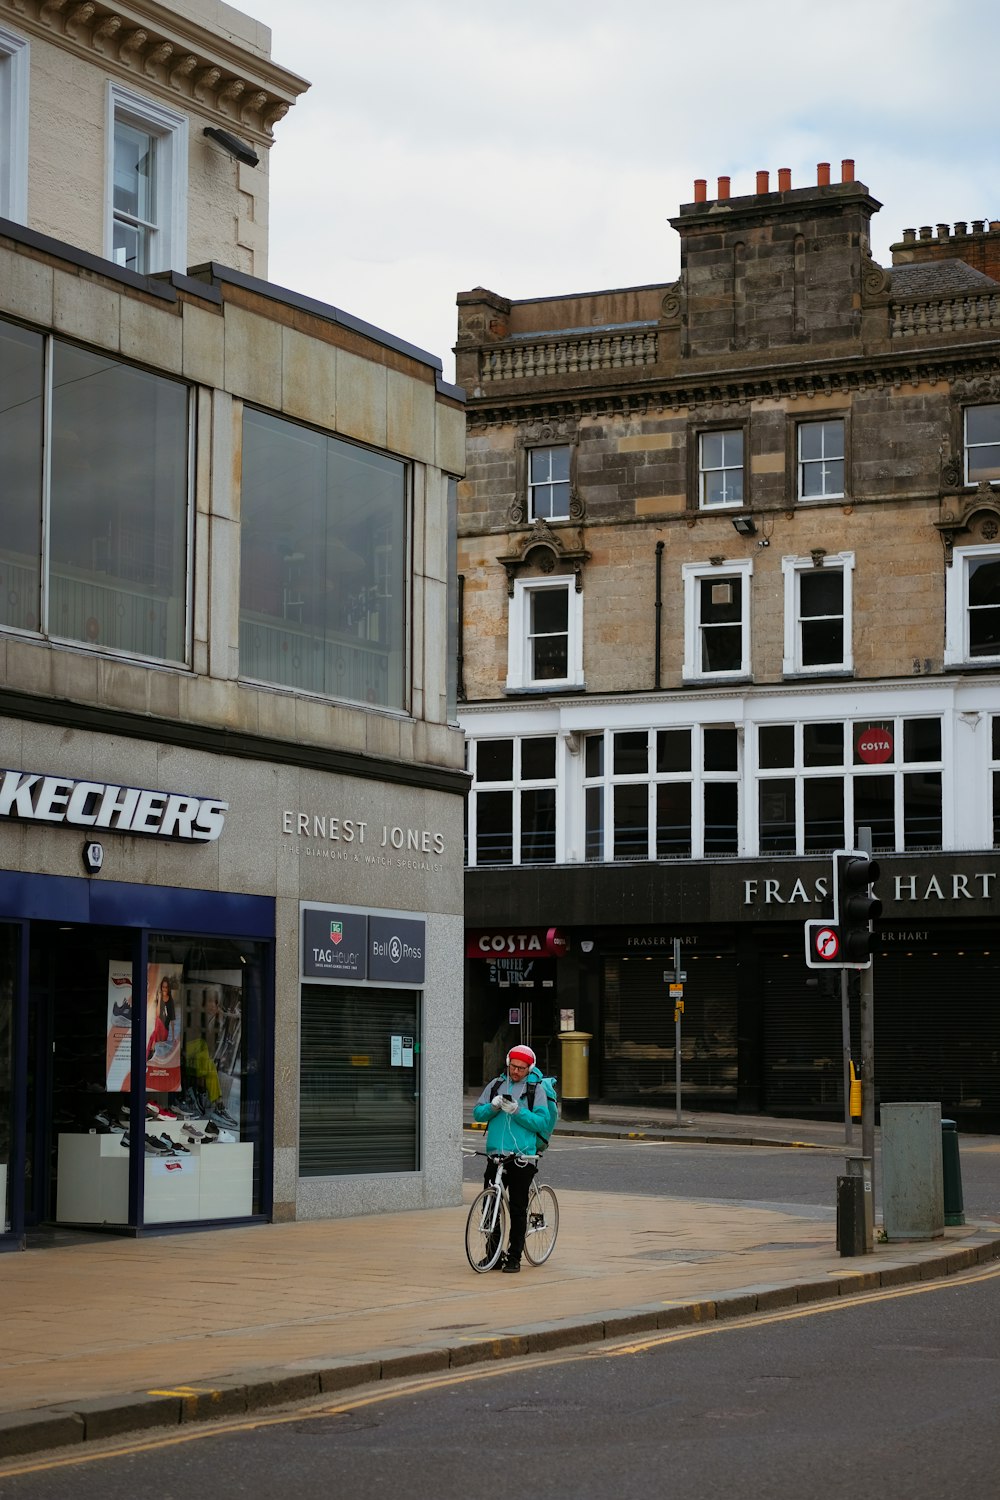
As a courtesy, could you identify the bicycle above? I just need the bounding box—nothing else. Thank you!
[464,1149,559,1272]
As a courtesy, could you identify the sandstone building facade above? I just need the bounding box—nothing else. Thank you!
[457,163,1000,1125]
[1,0,466,1250]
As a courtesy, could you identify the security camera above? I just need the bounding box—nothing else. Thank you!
[203,126,260,168]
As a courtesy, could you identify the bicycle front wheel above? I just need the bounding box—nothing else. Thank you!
[465,1189,508,1272]
[523,1183,559,1265]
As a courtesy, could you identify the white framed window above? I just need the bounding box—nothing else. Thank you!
[964,404,1000,485]
[106,84,188,274]
[945,544,1000,666]
[798,418,845,500]
[698,429,744,508]
[781,551,854,674]
[682,559,753,680]
[506,575,583,690]
[469,736,558,866]
[528,445,570,521]
[0,24,29,223]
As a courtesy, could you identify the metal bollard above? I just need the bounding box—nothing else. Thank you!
[836,1155,873,1255]
[941,1119,965,1226]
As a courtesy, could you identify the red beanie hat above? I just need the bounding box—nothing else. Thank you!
[507,1045,536,1068]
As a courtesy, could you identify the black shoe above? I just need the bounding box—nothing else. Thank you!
[501,1257,521,1273]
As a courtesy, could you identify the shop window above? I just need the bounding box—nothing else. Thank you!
[964,404,1000,485]
[0,922,13,1237]
[506,576,583,690]
[759,779,796,853]
[903,772,943,850]
[656,782,692,858]
[798,419,845,500]
[803,777,844,853]
[107,84,188,274]
[945,545,1000,666]
[782,553,854,674]
[528,446,571,521]
[613,783,648,860]
[704,783,738,855]
[584,726,719,861]
[0,316,190,661]
[0,24,29,223]
[300,986,420,1175]
[240,408,408,710]
[698,429,744,508]
[683,560,753,680]
[470,737,557,866]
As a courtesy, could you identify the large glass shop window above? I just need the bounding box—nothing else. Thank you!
[240,408,408,710]
[54,933,267,1227]
[0,925,14,1234]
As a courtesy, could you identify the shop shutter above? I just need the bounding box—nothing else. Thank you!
[300,985,420,1175]
[761,954,845,1114]
[601,953,737,1104]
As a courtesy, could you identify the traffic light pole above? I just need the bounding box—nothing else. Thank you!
[858,827,876,1204]
[841,970,853,1147]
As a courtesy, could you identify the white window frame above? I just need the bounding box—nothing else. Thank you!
[105,84,188,274]
[682,558,753,681]
[797,417,845,501]
[964,404,1000,486]
[945,543,1000,666]
[506,575,583,691]
[469,735,559,867]
[781,551,855,674]
[528,444,571,522]
[698,429,744,509]
[0,24,29,223]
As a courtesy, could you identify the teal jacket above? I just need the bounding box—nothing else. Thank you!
[472,1066,554,1156]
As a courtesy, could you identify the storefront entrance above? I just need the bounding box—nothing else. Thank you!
[0,874,274,1250]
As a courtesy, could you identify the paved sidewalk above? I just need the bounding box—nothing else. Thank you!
[2,1110,998,1463]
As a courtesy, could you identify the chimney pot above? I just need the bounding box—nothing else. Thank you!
[694,178,707,203]
[778,167,791,191]
[936,223,950,239]
[919,225,933,240]
[717,175,730,200]
[954,221,967,237]
[972,220,985,233]
[817,162,831,186]
[841,158,855,183]
[756,170,769,194]
[902,228,916,242]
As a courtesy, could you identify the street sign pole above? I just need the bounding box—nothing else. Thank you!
[673,938,682,1127]
[858,827,876,1206]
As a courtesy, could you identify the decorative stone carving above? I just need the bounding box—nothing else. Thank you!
[861,255,891,302]
[661,281,682,324]
[497,520,591,596]
[936,482,1000,562]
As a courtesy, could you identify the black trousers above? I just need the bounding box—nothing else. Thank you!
[485,1156,537,1261]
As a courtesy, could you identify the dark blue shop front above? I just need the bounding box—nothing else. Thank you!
[0,871,274,1250]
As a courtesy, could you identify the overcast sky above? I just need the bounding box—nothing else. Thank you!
[256,0,1000,385]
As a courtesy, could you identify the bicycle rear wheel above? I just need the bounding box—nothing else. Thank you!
[465,1189,508,1272]
[523,1183,558,1265]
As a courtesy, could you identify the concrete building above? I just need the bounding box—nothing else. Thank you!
[0,0,466,1251]
[457,162,1000,1127]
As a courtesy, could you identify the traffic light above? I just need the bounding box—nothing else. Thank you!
[835,851,881,965]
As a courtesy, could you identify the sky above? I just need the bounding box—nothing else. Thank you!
[256,0,1000,385]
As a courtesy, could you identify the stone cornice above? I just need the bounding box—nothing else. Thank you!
[465,344,1000,428]
[1,0,308,141]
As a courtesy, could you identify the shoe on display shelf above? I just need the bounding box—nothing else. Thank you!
[157,1108,178,1120]
[207,1105,238,1129]
[171,1096,200,1118]
[144,1134,172,1156]
[182,1125,206,1143]
[161,1133,190,1153]
[145,1102,162,1120]
[93,1110,122,1131]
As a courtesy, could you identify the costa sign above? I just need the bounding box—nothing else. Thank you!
[467,927,569,959]
[856,726,893,764]
[0,769,227,842]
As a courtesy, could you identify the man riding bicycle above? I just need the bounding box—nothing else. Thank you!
[471,1045,554,1273]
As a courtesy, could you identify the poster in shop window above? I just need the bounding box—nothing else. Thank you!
[145,963,184,1093]
[104,962,184,1093]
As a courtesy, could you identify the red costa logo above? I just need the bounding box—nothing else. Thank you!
[856,727,893,764]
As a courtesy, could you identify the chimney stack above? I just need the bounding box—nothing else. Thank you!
[817,162,830,186]
[778,167,791,192]
[756,170,769,194]
[841,158,855,183]
[717,176,730,200]
[694,178,707,203]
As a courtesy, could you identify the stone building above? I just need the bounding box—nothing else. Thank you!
[457,162,1000,1126]
[0,0,466,1251]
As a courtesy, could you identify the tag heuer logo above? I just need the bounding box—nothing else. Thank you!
[330,921,343,946]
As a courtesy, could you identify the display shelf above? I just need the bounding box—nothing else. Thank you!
[56,1129,253,1224]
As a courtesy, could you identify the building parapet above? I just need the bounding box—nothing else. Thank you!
[891,290,1000,340]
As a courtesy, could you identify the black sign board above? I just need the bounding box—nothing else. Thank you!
[369,914,426,985]
[302,908,367,980]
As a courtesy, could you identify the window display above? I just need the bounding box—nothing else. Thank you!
[0,924,13,1235]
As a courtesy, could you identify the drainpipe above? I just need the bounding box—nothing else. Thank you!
[457,574,466,702]
[654,542,664,689]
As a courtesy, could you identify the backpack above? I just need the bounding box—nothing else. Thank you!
[490,1072,559,1152]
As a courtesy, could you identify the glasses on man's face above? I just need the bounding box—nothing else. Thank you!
[508,1061,528,1074]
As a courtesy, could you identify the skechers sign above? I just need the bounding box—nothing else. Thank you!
[302,906,426,985]
[0,769,227,842]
